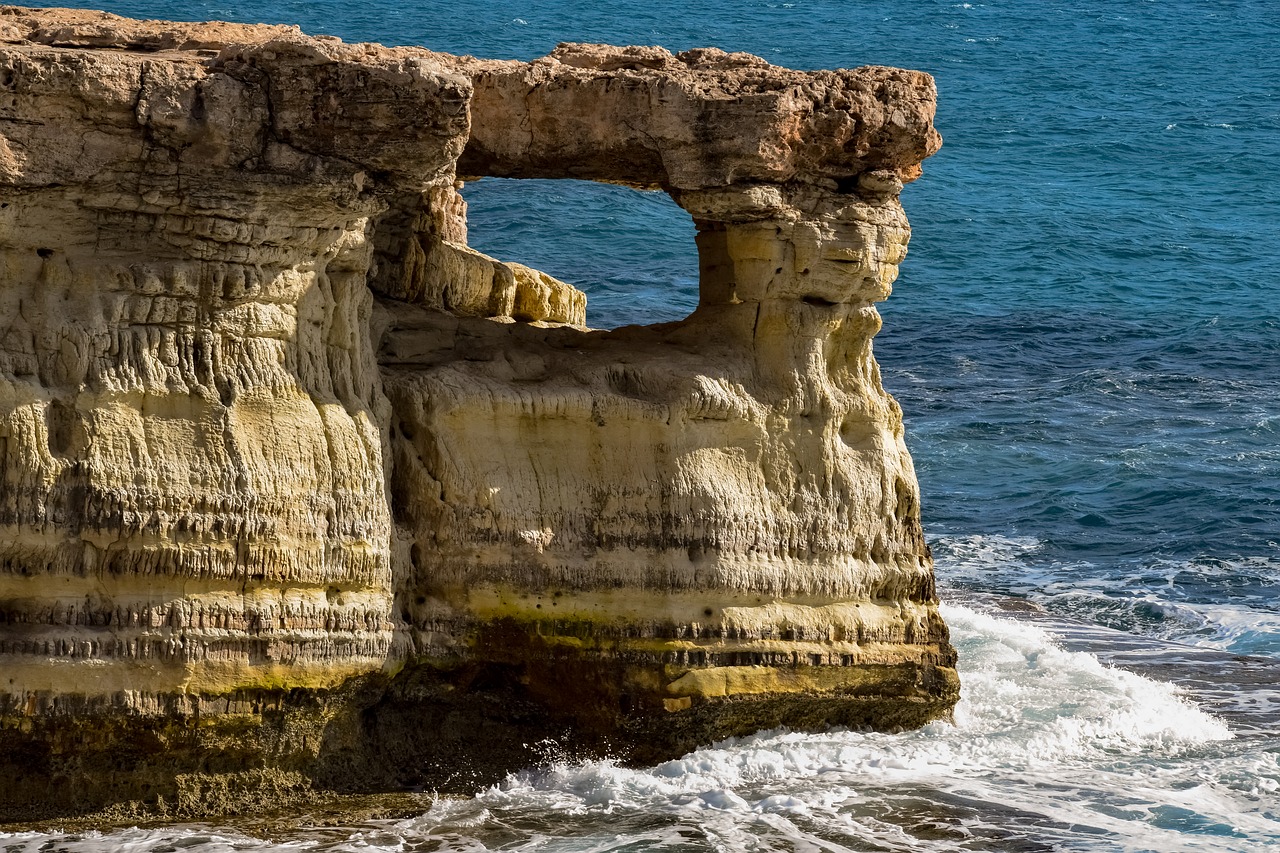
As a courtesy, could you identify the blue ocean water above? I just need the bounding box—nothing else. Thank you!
[13,0,1280,849]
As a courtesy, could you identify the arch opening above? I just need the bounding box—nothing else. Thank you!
[460,178,699,330]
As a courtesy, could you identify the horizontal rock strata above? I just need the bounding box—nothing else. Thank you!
[0,5,957,820]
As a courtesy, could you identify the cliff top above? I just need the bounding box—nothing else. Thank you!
[0,5,940,191]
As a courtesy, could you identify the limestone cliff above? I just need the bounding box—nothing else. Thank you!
[0,6,956,820]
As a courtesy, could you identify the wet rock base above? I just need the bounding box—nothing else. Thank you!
[0,651,957,822]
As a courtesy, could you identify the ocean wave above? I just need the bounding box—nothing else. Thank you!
[386,605,1262,851]
[1042,590,1280,658]
[8,606,1273,851]
[933,536,1280,657]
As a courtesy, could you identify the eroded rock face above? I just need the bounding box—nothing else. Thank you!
[0,6,955,819]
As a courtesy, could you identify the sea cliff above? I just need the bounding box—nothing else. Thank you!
[0,5,956,820]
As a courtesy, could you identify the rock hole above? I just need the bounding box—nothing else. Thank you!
[190,88,207,121]
[462,178,698,329]
[834,174,860,194]
[45,399,77,456]
[36,248,53,259]
[802,294,838,307]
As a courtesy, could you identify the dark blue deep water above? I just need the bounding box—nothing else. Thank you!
[14,1,1280,850]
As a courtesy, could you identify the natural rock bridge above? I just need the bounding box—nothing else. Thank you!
[0,6,956,819]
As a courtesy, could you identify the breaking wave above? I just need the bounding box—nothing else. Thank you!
[11,606,1275,852]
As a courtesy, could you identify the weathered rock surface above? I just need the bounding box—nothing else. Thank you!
[0,5,956,820]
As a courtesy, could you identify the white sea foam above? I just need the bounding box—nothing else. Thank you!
[931,532,1047,592]
[1138,596,1280,656]
[0,827,311,853]
[933,535,1280,657]
[932,532,1044,568]
[389,605,1256,850]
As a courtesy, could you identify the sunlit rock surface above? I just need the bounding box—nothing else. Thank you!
[0,5,956,820]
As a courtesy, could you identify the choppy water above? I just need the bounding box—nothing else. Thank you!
[5,606,1275,852]
[16,0,1280,849]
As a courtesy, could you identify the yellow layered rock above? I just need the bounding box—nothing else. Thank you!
[0,6,956,819]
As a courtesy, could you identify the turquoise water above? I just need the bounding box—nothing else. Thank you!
[13,0,1280,848]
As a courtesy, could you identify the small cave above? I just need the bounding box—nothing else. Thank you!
[460,178,699,330]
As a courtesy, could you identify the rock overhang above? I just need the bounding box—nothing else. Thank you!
[452,42,941,193]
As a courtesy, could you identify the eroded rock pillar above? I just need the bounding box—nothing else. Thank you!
[0,10,957,817]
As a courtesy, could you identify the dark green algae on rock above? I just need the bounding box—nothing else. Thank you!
[0,624,957,822]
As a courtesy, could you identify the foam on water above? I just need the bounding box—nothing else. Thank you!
[933,535,1280,658]
[10,606,1275,852]
[415,606,1265,851]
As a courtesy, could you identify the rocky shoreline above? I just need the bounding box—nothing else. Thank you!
[0,5,955,819]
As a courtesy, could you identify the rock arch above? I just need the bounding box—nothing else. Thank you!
[0,9,956,819]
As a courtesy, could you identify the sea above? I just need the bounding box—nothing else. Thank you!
[5,0,1278,850]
